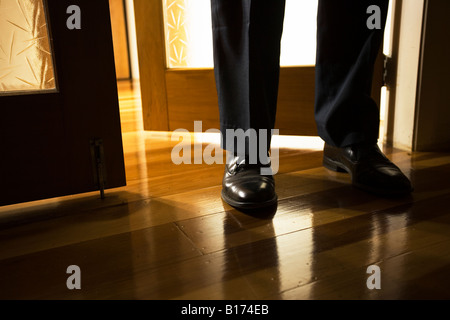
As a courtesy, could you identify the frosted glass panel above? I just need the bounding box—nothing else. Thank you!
[0,0,56,95]
[163,0,213,68]
[163,0,318,69]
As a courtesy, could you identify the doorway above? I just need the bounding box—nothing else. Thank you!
[133,0,384,136]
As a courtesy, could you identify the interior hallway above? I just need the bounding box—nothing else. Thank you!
[0,80,450,300]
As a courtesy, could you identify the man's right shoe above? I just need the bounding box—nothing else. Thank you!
[222,155,277,209]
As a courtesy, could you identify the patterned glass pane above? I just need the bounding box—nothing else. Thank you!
[0,0,56,95]
[163,0,213,68]
[162,0,318,69]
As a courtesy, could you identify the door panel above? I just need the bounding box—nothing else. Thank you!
[164,67,317,135]
[276,67,316,136]
[0,0,126,206]
[165,69,218,132]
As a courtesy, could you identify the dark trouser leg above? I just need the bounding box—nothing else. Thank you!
[317,0,412,196]
[315,0,389,147]
[210,0,286,157]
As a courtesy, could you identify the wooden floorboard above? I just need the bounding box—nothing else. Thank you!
[1,80,450,300]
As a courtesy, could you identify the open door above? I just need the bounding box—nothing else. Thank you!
[0,0,126,206]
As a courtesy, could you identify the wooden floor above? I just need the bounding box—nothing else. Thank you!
[1,80,450,300]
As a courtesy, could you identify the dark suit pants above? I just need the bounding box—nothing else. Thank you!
[211,0,389,155]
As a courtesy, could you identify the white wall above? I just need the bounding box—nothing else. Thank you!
[387,0,425,151]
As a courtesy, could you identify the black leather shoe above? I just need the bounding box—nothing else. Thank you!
[323,143,413,196]
[222,155,277,209]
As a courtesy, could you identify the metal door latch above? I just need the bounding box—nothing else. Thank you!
[90,138,107,199]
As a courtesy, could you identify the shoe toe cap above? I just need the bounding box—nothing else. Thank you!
[355,167,413,195]
[223,175,277,208]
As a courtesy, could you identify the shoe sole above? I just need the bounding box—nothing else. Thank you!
[323,156,349,174]
[221,190,278,210]
[323,156,413,196]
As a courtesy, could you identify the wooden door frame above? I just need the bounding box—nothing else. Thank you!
[134,0,383,136]
[109,0,132,80]
[134,0,169,131]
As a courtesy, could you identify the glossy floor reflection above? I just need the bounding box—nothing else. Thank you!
[0,81,450,300]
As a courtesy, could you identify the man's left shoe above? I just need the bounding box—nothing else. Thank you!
[323,143,413,196]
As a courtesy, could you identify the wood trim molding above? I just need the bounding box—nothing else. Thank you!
[109,0,131,80]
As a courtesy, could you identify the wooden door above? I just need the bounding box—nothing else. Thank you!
[134,0,383,135]
[0,0,126,206]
